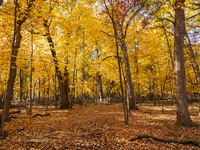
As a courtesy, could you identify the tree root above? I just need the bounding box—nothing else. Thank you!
[128,135,200,147]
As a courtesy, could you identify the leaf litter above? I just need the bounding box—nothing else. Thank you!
[0,103,199,149]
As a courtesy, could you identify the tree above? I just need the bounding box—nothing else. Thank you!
[102,0,147,110]
[173,0,195,126]
[0,0,35,135]
[43,19,70,109]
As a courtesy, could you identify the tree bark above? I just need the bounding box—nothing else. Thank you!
[120,40,136,110]
[174,0,194,126]
[0,0,3,6]
[38,78,41,105]
[46,75,50,112]
[19,69,23,105]
[184,29,200,117]
[115,35,128,124]
[29,29,33,115]
[54,75,57,109]
[184,30,200,86]
[0,0,35,136]
[0,93,3,106]
[44,21,69,109]
[72,48,77,106]
[162,19,174,70]
[96,48,104,102]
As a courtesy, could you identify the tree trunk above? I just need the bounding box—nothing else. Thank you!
[0,24,22,136]
[174,0,194,126]
[120,40,137,110]
[81,67,84,107]
[72,49,77,106]
[184,30,200,86]
[162,19,174,69]
[98,75,103,102]
[19,69,23,105]
[184,28,200,118]
[135,34,139,105]
[59,79,69,109]
[151,67,156,106]
[54,75,57,109]
[38,78,41,105]
[46,76,50,112]
[115,37,128,124]
[0,93,3,106]
[29,29,33,115]
[44,21,69,109]
[0,2,35,136]
[0,0,3,6]
[96,48,104,103]
[96,74,98,105]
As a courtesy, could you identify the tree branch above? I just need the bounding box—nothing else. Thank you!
[124,0,147,38]
[100,30,115,38]
[167,11,174,18]
[156,18,175,25]
[186,12,200,20]
[193,2,200,7]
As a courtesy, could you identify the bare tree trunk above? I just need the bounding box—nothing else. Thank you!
[46,75,50,112]
[93,77,96,106]
[25,84,28,107]
[184,29,200,118]
[0,0,35,135]
[151,67,156,106]
[72,48,77,106]
[1,25,21,121]
[96,74,98,105]
[0,93,3,106]
[174,0,194,126]
[38,78,41,105]
[98,75,103,102]
[96,48,104,103]
[19,69,23,106]
[135,34,139,105]
[44,21,69,109]
[81,31,85,108]
[120,40,136,110]
[115,38,128,124]
[162,19,174,70]
[41,79,46,106]
[33,83,36,102]
[29,29,33,115]
[54,75,57,109]
[81,67,84,108]
[184,30,200,85]
[76,69,78,102]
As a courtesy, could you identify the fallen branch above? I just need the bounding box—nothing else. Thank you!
[0,131,8,139]
[16,128,25,132]
[128,135,200,147]
[31,113,50,118]
[10,115,17,119]
[9,110,20,114]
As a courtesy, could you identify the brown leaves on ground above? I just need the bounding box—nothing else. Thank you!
[0,103,199,149]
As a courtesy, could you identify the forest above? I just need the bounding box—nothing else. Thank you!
[0,0,200,149]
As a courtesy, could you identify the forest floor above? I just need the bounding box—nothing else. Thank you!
[0,102,200,150]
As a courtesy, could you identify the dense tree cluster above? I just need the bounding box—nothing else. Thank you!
[0,0,199,135]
